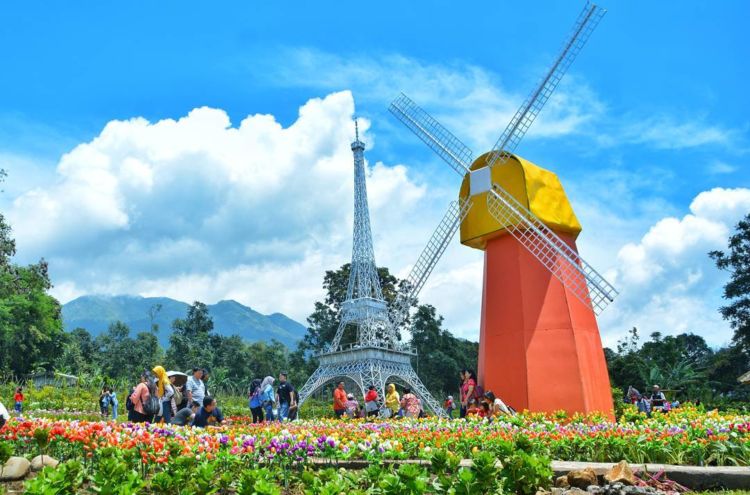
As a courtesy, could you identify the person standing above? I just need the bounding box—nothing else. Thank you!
[459,370,476,419]
[385,384,400,418]
[13,387,24,414]
[109,388,119,420]
[276,372,296,422]
[443,395,456,418]
[333,381,347,418]
[129,372,155,423]
[364,385,379,417]
[153,366,175,423]
[248,378,264,423]
[260,376,276,421]
[400,388,420,418]
[99,387,110,418]
[186,367,206,407]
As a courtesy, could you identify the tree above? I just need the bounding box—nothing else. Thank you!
[0,212,65,376]
[410,304,478,397]
[298,263,404,357]
[710,213,750,352]
[166,301,215,371]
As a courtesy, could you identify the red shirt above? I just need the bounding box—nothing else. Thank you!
[365,390,378,402]
[333,388,347,411]
[14,393,23,402]
[460,378,476,403]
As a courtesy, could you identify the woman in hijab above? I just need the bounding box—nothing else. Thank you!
[152,366,175,423]
[260,376,276,421]
[385,383,400,418]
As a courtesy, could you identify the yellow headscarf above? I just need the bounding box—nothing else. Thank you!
[152,366,169,398]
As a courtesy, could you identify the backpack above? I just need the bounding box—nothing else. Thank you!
[125,387,135,412]
[141,381,161,417]
[473,383,484,402]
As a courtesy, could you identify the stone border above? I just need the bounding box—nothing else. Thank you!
[307,458,750,490]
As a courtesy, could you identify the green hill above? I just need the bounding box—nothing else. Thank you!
[62,295,307,346]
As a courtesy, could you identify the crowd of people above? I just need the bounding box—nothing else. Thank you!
[0,367,515,427]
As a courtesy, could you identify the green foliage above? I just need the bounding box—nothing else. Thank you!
[0,441,12,466]
[90,455,144,495]
[411,304,478,398]
[710,213,750,352]
[605,327,750,404]
[0,211,65,376]
[24,460,86,495]
[500,449,552,495]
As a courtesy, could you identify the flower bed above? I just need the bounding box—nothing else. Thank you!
[2,406,749,467]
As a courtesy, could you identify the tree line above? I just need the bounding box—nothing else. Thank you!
[2,162,749,405]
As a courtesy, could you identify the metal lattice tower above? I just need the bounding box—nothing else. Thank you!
[297,122,445,417]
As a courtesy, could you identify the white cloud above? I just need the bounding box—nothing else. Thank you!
[7,91,441,324]
[598,187,750,348]
[262,48,606,150]
[617,116,740,150]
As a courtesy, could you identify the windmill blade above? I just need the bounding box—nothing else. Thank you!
[486,184,617,314]
[486,2,606,169]
[390,199,473,329]
[389,93,474,176]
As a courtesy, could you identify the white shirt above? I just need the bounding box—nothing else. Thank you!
[186,376,205,404]
[0,401,9,420]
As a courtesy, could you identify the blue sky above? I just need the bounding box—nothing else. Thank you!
[0,1,748,347]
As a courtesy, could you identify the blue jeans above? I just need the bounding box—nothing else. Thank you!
[263,403,275,421]
[14,402,22,413]
[278,402,290,421]
[162,400,173,423]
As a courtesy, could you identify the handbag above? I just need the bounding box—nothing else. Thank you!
[364,401,378,413]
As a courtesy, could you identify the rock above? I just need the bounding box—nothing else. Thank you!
[604,461,637,486]
[31,455,60,471]
[556,475,571,488]
[567,468,599,489]
[0,456,31,481]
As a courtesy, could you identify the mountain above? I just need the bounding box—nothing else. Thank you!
[62,295,307,346]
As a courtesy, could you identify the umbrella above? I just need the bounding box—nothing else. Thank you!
[167,371,188,387]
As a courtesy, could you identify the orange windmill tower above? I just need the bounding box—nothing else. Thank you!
[388,2,618,416]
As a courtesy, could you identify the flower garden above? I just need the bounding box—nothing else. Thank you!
[2,405,750,494]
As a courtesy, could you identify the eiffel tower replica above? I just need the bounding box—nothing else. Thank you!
[297,122,444,417]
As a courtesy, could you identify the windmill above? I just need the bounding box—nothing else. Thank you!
[297,122,445,416]
[388,2,619,415]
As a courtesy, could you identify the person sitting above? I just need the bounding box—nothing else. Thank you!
[172,402,201,426]
[345,394,361,418]
[466,398,480,417]
[191,397,224,428]
[649,385,667,412]
[483,391,512,417]
[626,386,650,416]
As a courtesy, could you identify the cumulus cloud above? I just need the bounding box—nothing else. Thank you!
[8,91,442,323]
[598,187,750,347]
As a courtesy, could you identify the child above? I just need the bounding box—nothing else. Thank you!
[443,395,456,418]
[109,388,119,420]
[466,398,479,417]
[14,387,24,414]
[99,387,111,418]
[478,401,490,418]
